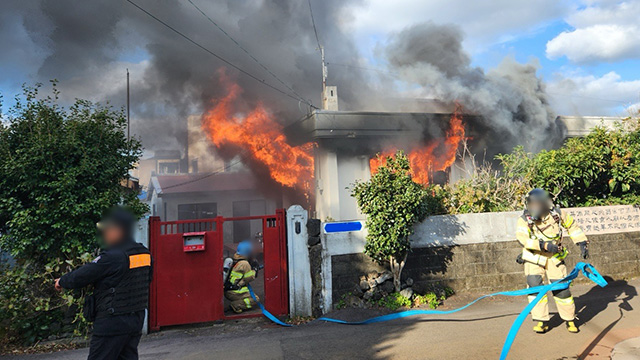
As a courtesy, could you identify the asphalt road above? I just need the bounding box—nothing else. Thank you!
[4,278,639,360]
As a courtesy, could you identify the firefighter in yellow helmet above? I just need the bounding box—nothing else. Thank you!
[224,240,259,313]
[516,188,589,334]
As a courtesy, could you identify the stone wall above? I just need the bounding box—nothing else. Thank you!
[331,231,640,304]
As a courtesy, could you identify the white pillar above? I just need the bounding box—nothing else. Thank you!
[286,205,312,316]
[135,216,150,334]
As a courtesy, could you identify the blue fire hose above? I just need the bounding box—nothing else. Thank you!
[248,262,607,359]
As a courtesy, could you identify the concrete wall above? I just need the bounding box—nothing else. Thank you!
[321,205,640,311]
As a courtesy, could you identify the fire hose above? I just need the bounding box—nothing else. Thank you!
[248,262,608,360]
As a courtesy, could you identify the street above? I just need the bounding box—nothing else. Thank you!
[6,278,638,360]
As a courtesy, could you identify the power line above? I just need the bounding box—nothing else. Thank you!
[186,0,310,105]
[307,0,321,50]
[125,0,316,109]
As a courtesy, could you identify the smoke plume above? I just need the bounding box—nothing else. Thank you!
[383,22,565,154]
[3,1,564,165]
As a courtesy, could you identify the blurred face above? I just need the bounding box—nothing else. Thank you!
[101,224,125,246]
[528,200,548,219]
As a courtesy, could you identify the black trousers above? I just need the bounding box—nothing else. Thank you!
[88,333,141,360]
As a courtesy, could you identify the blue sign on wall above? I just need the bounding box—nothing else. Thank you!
[323,221,363,233]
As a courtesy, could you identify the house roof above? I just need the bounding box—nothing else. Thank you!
[148,171,256,197]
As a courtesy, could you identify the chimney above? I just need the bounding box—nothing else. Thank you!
[323,86,339,111]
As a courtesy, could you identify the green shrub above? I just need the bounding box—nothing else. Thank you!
[527,120,640,207]
[0,255,92,348]
[426,114,640,214]
[374,292,412,311]
[0,84,146,347]
[351,151,434,291]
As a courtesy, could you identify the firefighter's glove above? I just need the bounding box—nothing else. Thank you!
[540,240,560,254]
[515,254,524,264]
[577,241,589,259]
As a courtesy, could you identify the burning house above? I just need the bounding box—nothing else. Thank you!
[288,107,468,221]
[284,89,622,222]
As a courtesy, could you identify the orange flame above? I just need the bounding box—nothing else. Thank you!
[201,71,313,191]
[370,103,465,185]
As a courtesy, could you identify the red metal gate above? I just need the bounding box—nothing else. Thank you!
[149,209,288,330]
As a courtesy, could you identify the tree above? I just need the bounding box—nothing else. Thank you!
[0,83,146,263]
[351,151,433,292]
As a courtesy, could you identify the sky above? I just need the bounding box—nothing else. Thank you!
[344,0,640,116]
[0,0,639,131]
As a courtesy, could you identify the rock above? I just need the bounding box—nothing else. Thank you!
[400,287,414,299]
[363,289,375,300]
[306,219,321,237]
[307,236,321,246]
[376,271,393,285]
[380,280,395,294]
[372,290,383,301]
[48,335,57,341]
[50,321,61,333]
[347,295,364,308]
[358,277,370,291]
[405,278,414,286]
[352,285,364,298]
[367,278,378,289]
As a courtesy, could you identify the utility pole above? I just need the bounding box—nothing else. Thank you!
[127,69,130,140]
[320,46,328,110]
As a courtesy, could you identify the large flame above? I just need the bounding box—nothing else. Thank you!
[370,104,465,185]
[201,71,313,192]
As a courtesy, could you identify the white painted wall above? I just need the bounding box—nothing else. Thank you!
[314,149,371,222]
[133,217,150,334]
[286,205,312,316]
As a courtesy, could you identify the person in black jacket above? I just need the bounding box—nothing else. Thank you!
[55,207,152,360]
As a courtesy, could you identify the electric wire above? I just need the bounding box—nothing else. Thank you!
[125,0,317,109]
[307,0,322,50]
[186,0,310,105]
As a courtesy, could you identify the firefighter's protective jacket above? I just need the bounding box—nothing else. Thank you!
[516,208,587,266]
[227,253,256,295]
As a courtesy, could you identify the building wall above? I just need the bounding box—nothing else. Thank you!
[150,189,277,246]
[314,148,370,221]
[321,205,640,310]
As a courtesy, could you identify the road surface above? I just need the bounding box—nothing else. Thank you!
[4,278,639,360]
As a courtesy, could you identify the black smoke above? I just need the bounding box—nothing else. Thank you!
[383,22,565,155]
[2,1,563,160]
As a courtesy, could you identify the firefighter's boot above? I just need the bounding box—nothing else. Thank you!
[566,321,579,333]
[533,321,549,334]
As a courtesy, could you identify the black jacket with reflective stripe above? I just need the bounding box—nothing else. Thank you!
[95,244,151,318]
[59,239,152,336]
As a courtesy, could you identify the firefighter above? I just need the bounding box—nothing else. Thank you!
[224,240,259,313]
[516,188,589,334]
[54,207,152,360]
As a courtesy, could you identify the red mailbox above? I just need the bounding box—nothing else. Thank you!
[183,231,206,252]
